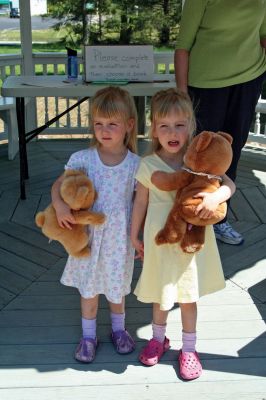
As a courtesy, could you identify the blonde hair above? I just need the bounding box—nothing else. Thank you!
[150,88,196,152]
[90,86,138,153]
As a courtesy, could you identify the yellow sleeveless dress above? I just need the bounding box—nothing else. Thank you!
[134,154,226,311]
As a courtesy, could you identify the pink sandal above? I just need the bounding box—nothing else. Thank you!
[178,350,202,380]
[139,337,170,366]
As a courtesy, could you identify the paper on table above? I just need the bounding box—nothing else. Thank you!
[21,77,82,87]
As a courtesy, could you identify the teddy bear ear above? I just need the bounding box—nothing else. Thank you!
[217,131,233,144]
[195,131,213,152]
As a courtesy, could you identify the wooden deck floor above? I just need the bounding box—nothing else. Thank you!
[0,139,265,400]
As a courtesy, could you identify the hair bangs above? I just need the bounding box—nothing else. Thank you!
[153,97,190,122]
[92,92,129,122]
[89,86,138,154]
[149,88,196,153]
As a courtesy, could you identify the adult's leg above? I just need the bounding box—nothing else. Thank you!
[188,86,241,241]
[188,86,232,224]
[188,86,230,134]
[223,74,265,181]
[190,74,265,182]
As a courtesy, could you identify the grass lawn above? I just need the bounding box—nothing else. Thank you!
[0,28,66,43]
[0,27,175,54]
[0,43,66,54]
[0,28,67,54]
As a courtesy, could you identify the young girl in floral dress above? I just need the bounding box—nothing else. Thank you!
[52,86,140,363]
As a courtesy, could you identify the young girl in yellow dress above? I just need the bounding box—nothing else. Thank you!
[131,88,235,380]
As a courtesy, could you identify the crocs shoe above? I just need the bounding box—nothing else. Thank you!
[178,350,202,380]
[111,329,136,354]
[139,337,170,366]
[213,222,244,245]
[75,337,98,363]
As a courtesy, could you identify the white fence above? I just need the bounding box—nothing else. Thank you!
[0,52,265,142]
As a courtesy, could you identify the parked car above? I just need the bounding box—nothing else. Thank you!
[9,8,20,18]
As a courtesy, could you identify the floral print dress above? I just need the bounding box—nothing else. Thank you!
[60,147,140,303]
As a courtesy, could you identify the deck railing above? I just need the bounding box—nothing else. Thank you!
[0,52,265,142]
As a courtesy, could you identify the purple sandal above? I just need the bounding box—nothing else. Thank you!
[75,337,98,363]
[111,330,136,354]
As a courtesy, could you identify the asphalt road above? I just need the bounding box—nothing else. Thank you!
[0,16,59,30]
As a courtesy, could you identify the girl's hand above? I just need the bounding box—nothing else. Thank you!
[132,238,144,261]
[55,202,76,229]
[194,191,220,219]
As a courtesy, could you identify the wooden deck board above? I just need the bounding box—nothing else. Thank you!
[0,359,265,386]
[1,337,266,366]
[0,319,265,345]
[217,223,265,260]
[0,139,265,398]
[1,382,266,400]
[0,248,46,281]
[0,266,31,295]
[3,288,259,310]
[241,186,266,222]
[230,190,261,222]
[0,303,265,327]
[0,221,65,257]
[0,287,16,309]
[0,230,60,267]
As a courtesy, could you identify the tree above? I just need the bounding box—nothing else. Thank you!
[47,0,182,47]
[48,0,88,47]
[149,0,182,45]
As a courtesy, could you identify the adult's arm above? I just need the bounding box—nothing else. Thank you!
[174,49,189,93]
[260,6,266,51]
[261,37,266,50]
[175,0,207,91]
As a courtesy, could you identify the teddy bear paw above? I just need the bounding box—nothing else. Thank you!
[73,247,91,258]
[182,243,203,253]
[155,230,181,245]
[93,213,106,225]
[155,231,168,245]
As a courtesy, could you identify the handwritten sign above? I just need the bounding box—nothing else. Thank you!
[83,45,154,82]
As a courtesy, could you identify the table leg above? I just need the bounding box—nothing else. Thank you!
[15,96,89,200]
[16,97,28,200]
[134,96,146,134]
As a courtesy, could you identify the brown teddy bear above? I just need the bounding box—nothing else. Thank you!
[151,131,233,253]
[35,169,105,258]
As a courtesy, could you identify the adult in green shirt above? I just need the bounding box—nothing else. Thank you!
[175,0,266,246]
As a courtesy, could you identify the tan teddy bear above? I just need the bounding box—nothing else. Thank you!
[151,131,233,253]
[35,169,105,258]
